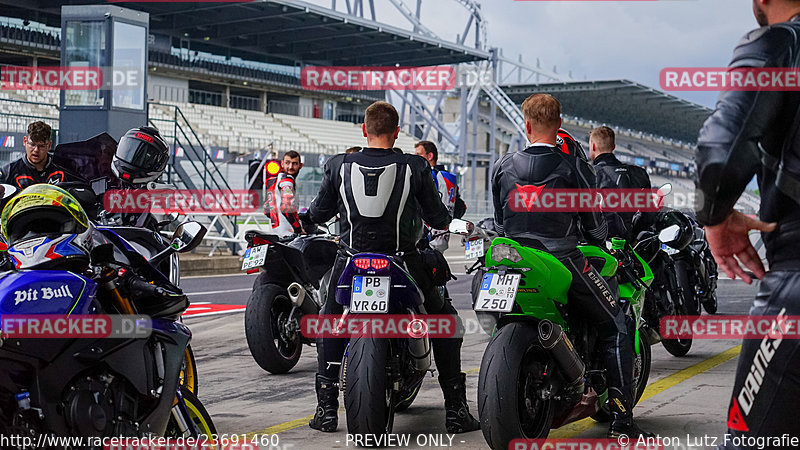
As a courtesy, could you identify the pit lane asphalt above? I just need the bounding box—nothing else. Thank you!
[179,249,760,450]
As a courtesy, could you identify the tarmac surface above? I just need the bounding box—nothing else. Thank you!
[179,242,762,450]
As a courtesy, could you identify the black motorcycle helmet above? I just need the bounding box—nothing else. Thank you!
[112,126,169,185]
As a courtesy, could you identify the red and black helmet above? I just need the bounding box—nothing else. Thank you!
[557,128,589,162]
[112,126,169,185]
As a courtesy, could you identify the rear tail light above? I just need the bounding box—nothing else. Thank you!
[352,257,390,270]
[371,258,389,270]
[251,236,271,247]
[353,258,371,269]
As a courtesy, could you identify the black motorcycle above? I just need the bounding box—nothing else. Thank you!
[673,213,719,315]
[242,230,338,374]
[0,220,216,441]
[631,209,696,357]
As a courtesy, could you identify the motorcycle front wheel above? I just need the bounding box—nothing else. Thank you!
[165,387,217,438]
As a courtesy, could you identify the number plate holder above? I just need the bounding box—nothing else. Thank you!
[350,276,390,313]
[474,273,520,312]
[242,245,268,270]
[465,238,485,259]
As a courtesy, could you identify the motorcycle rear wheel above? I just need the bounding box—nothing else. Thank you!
[478,322,554,449]
[344,337,395,437]
[245,283,303,374]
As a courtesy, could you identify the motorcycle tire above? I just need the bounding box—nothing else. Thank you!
[179,345,199,394]
[245,283,302,374]
[674,260,701,316]
[660,289,693,357]
[702,292,718,315]
[344,337,395,436]
[165,386,217,438]
[478,322,554,449]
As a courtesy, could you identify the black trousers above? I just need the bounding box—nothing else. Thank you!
[559,249,634,404]
[316,252,463,380]
[720,271,800,449]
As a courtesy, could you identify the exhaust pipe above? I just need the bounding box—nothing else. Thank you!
[407,318,432,371]
[288,283,318,315]
[538,320,585,394]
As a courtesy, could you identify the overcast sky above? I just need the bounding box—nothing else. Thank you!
[305,0,759,108]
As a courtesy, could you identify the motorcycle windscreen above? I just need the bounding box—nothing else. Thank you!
[51,133,118,183]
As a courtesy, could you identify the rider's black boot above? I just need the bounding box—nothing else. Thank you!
[438,373,481,433]
[308,374,339,432]
[606,385,655,438]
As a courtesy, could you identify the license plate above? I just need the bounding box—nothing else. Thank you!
[465,239,485,259]
[241,245,268,270]
[474,273,519,312]
[661,243,679,255]
[350,276,390,313]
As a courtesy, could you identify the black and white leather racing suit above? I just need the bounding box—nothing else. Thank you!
[594,152,652,239]
[492,143,639,421]
[307,147,461,379]
[306,147,480,434]
[695,16,800,447]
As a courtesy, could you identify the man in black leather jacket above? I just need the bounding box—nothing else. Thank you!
[0,121,67,189]
[492,93,652,438]
[304,101,480,434]
[590,126,652,239]
[695,1,800,445]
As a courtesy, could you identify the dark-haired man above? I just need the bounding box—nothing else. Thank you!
[264,150,303,237]
[0,121,66,189]
[492,93,652,438]
[415,140,466,252]
[304,101,480,434]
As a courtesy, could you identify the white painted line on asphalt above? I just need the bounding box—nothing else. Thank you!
[185,288,253,296]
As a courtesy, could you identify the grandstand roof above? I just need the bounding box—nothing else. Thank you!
[2,0,490,67]
[502,79,713,143]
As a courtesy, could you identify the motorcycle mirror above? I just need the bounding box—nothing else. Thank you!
[90,177,108,196]
[658,224,681,244]
[0,184,17,200]
[659,183,673,197]
[170,221,207,253]
[448,219,474,235]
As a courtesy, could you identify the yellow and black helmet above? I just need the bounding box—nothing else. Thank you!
[1,184,89,245]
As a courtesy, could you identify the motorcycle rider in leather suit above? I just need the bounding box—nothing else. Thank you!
[492,93,653,438]
[303,101,480,434]
[695,1,800,445]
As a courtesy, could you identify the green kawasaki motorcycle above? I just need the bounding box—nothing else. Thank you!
[476,237,654,448]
